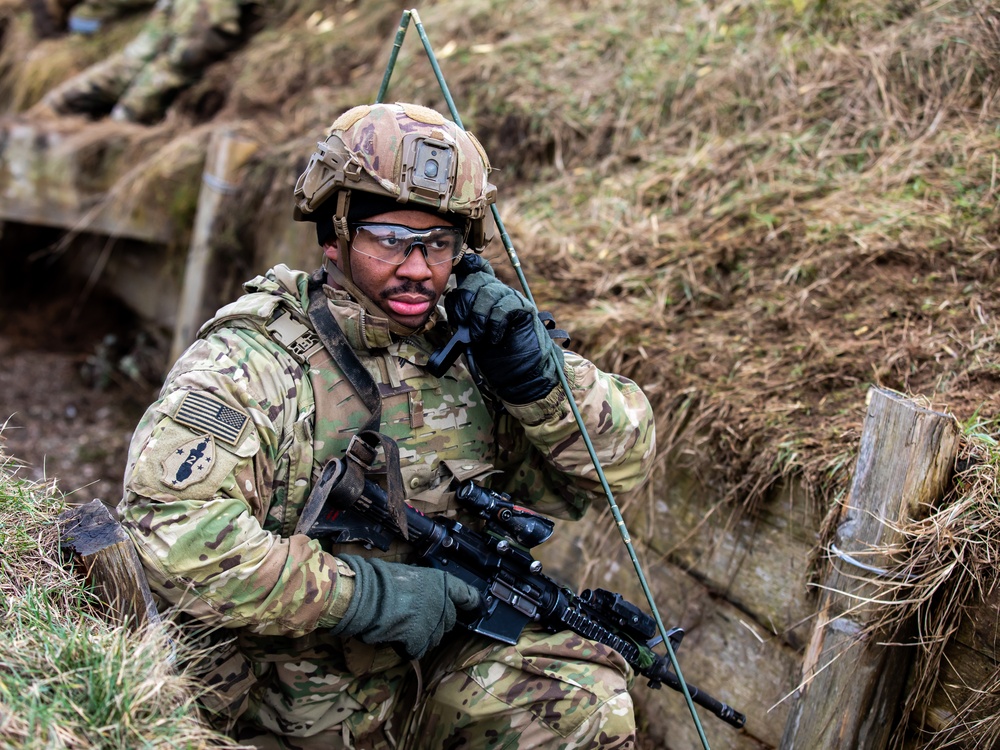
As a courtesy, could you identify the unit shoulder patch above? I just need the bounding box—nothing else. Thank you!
[174,391,251,446]
[161,434,216,490]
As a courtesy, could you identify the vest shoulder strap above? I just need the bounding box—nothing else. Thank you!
[198,290,328,369]
[198,292,285,338]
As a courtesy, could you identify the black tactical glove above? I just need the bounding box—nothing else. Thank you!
[330,556,480,660]
[445,256,564,404]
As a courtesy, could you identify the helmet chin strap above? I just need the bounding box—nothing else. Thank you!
[333,191,354,283]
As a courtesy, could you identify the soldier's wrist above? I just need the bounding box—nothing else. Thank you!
[317,556,357,628]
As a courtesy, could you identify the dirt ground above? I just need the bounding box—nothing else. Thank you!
[0,236,162,505]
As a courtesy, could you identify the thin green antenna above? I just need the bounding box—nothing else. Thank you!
[375,10,412,104]
[376,9,712,748]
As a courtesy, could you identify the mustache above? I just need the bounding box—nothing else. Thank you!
[380,281,436,300]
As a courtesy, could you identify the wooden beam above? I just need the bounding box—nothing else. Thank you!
[0,120,174,245]
[58,499,161,629]
[780,387,959,749]
[169,129,259,363]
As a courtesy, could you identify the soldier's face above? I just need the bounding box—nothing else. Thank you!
[324,209,455,329]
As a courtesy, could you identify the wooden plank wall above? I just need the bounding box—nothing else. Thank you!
[918,584,1000,743]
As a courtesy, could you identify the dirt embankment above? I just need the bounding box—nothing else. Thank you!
[0,227,161,503]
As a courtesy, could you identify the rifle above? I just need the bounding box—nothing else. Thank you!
[297,457,747,730]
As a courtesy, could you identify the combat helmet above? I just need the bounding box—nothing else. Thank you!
[294,102,498,280]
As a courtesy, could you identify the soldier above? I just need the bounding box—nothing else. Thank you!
[118,102,657,749]
[28,0,82,38]
[39,0,251,123]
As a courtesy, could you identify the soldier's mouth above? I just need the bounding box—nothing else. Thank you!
[386,295,434,317]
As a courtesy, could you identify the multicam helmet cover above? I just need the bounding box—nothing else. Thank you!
[294,102,498,252]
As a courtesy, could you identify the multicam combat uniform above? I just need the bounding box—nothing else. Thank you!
[42,0,249,123]
[118,264,656,749]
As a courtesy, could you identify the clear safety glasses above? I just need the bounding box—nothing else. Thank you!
[351,223,466,266]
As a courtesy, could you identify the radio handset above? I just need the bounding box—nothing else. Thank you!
[426,253,487,379]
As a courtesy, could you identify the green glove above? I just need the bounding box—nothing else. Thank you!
[330,556,481,660]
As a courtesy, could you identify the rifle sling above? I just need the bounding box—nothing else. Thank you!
[305,270,408,539]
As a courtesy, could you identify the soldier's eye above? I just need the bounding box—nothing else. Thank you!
[426,233,453,250]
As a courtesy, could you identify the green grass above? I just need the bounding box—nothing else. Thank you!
[0,458,240,750]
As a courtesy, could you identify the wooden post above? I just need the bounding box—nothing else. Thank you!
[59,499,161,629]
[169,128,259,364]
[781,387,960,750]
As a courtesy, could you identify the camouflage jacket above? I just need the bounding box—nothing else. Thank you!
[118,264,656,641]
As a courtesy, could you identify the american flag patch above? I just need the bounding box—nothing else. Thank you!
[174,392,250,446]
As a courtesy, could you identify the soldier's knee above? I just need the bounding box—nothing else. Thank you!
[550,658,635,748]
[171,27,240,72]
[577,688,636,749]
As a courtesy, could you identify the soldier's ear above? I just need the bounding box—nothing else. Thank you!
[323,241,340,265]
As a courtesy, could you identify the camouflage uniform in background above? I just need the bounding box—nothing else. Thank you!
[67,0,156,33]
[30,0,154,36]
[28,0,82,38]
[118,262,656,749]
[41,0,249,122]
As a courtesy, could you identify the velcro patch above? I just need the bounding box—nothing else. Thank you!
[174,391,250,446]
[161,434,216,490]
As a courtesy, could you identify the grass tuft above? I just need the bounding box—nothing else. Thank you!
[850,427,1000,749]
[0,451,245,750]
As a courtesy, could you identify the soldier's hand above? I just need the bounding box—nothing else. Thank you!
[330,556,480,660]
[445,256,563,404]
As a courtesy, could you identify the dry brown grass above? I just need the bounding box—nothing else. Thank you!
[845,433,1000,749]
[1,0,999,744]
